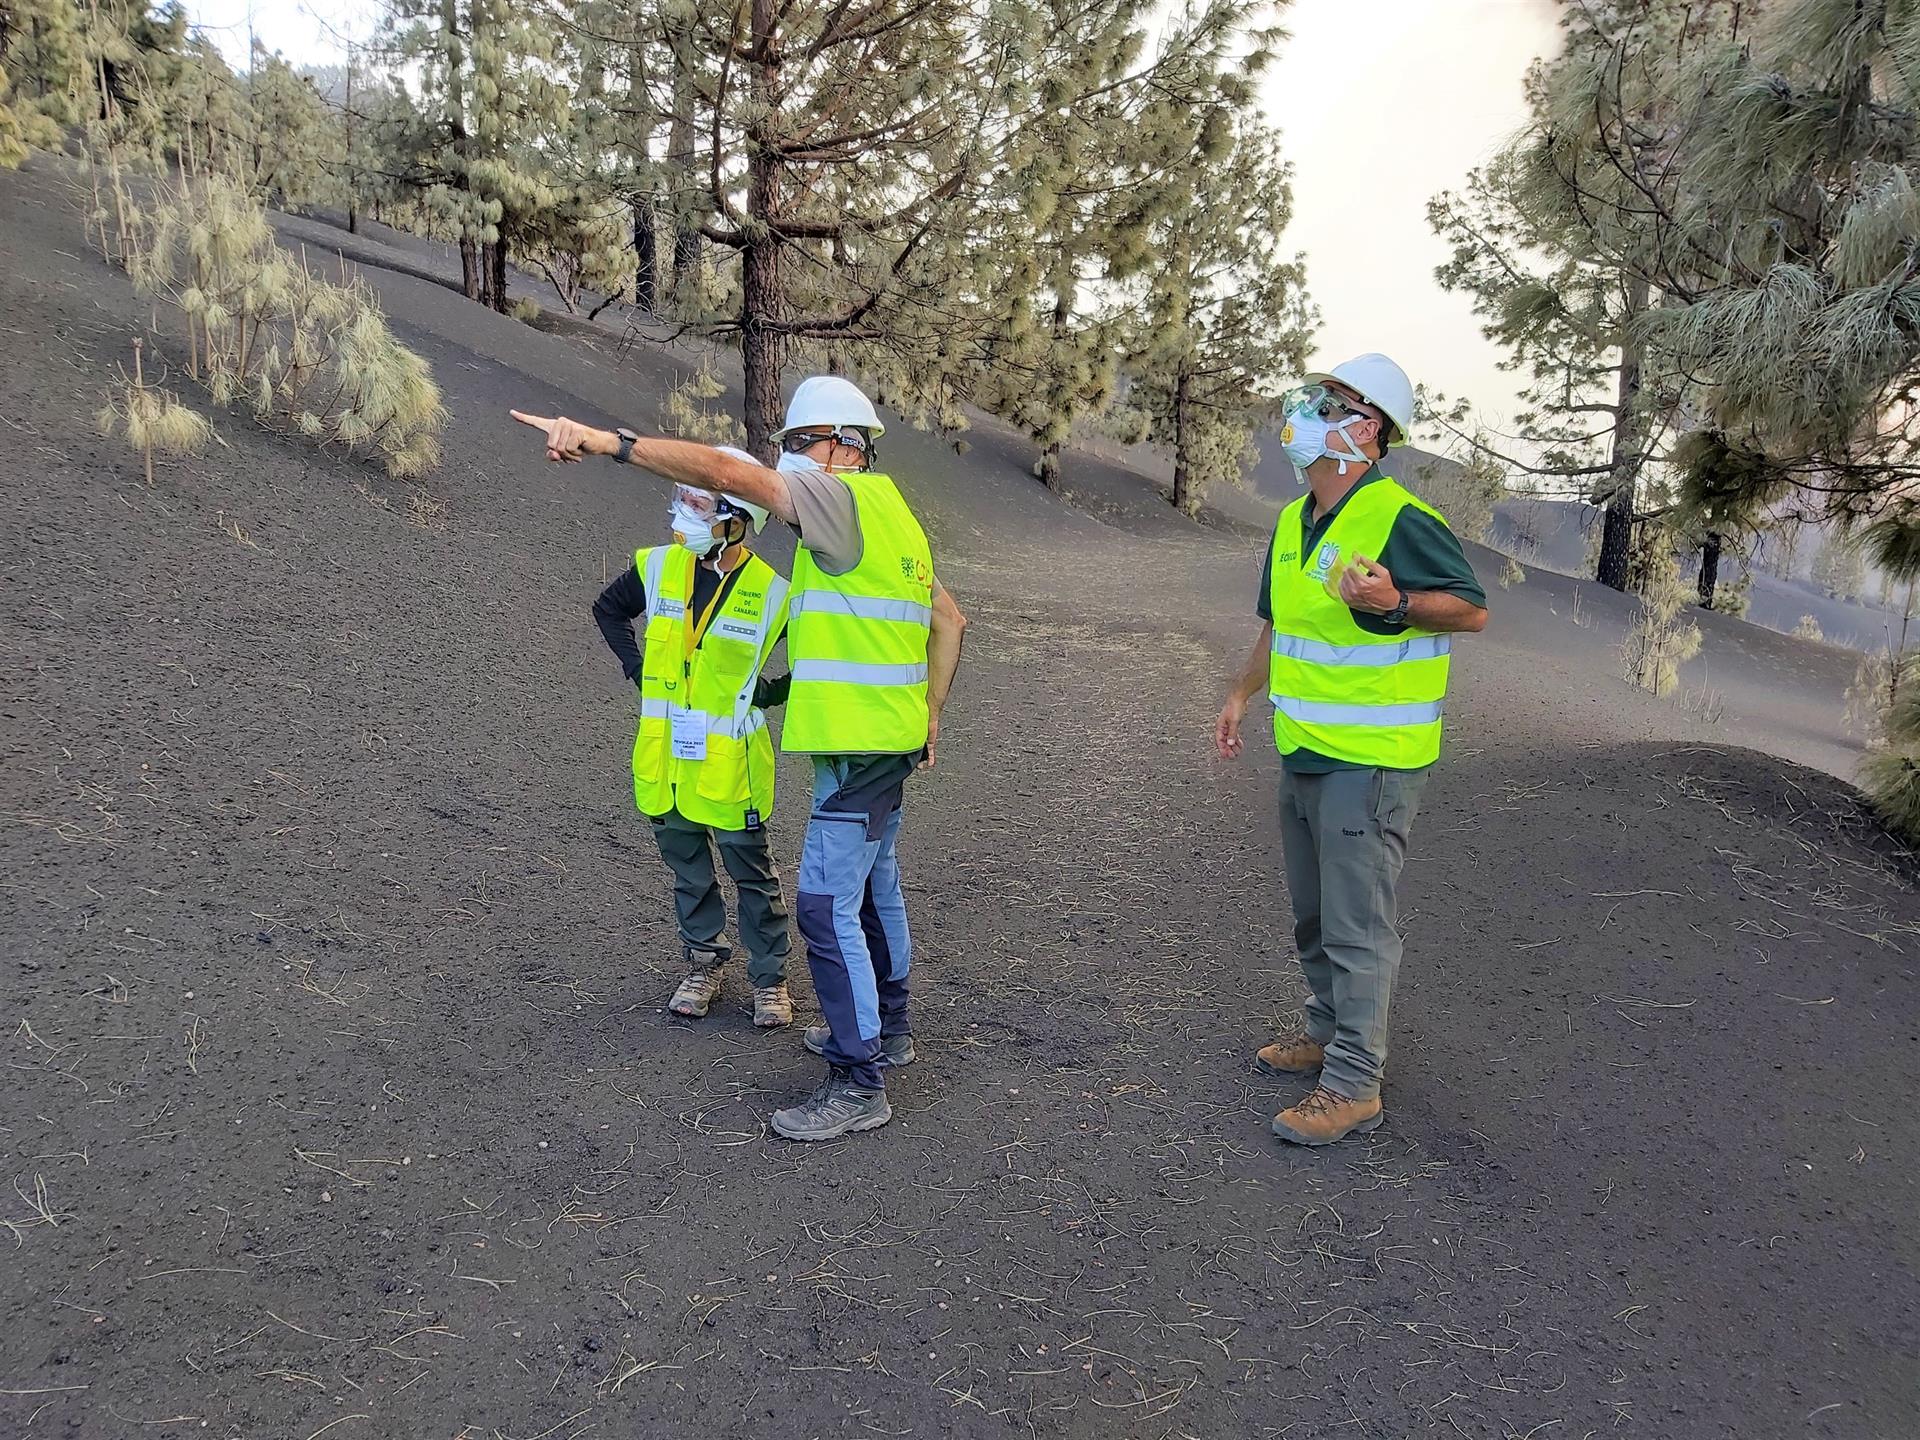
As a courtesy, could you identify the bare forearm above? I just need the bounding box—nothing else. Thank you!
[558,424,797,524]
[1406,591,1488,633]
[927,583,967,715]
[1226,624,1272,707]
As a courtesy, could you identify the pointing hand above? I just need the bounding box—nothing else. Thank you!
[510,409,603,463]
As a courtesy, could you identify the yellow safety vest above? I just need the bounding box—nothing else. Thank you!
[633,545,789,829]
[783,471,933,755]
[1268,477,1453,769]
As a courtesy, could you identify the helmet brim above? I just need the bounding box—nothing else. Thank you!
[1301,372,1410,447]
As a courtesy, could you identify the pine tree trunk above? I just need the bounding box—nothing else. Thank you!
[1037,284,1072,489]
[345,55,358,235]
[740,0,784,457]
[1038,441,1063,489]
[633,199,657,311]
[1697,531,1722,609]
[1596,279,1649,591]
[667,19,703,303]
[1171,368,1193,512]
[444,0,483,303]
[460,238,483,302]
[487,239,509,313]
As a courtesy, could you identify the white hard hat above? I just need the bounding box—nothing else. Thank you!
[770,375,886,441]
[710,447,772,533]
[1302,353,1415,446]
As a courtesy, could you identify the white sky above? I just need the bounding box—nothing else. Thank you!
[182,0,1564,433]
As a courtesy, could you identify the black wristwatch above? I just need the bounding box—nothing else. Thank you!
[1382,588,1411,625]
[612,427,638,465]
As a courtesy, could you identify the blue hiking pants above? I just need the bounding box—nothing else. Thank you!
[796,757,912,1091]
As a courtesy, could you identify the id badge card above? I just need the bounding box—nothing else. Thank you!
[670,707,709,761]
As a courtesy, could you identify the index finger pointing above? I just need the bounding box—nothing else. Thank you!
[508,409,553,431]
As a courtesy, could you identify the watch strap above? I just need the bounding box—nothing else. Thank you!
[613,428,637,465]
[1385,588,1411,624]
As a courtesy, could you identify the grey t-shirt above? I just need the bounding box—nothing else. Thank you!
[779,464,931,779]
[784,465,863,575]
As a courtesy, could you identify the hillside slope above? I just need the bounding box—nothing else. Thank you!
[2,158,1916,1440]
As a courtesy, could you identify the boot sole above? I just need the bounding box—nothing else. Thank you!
[1254,1056,1322,1078]
[1271,1110,1383,1146]
[770,1104,892,1142]
[803,1033,915,1067]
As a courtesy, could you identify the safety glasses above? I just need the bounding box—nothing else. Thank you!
[779,426,870,456]
[672,484,721,517]
[1282,383,1372,423]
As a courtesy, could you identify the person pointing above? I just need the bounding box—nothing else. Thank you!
[514,377,967,1141]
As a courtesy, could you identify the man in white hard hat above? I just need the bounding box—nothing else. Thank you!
[1214,354,1488,1146]
[591,454,796,1027]
[512,376,967,1141]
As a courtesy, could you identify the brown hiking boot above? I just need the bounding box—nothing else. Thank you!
[1272,1086,1383,1146]
[753,983,793,1028]
[668,969,721,1018]
[1255,1033,1326,1077]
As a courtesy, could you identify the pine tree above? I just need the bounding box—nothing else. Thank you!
[1428,1,1753,593]
[964,0,1272,488]
[1642,0,1920,588]
[1121,116,1314,513]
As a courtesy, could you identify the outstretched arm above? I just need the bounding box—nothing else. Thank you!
[508,411,798,526]
[922,580,967,770]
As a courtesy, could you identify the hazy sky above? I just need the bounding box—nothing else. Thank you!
[182,0,1565,432]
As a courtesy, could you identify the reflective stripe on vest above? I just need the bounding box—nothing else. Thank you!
[1271,695,1445,727]
[783,471,934,755]
[1270,632,1451,667]
[790,658,930,686]
[1266,475,1455,769]
[788,592,933,626]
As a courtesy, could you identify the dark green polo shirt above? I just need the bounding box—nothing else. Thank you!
[1256,468,1487,773]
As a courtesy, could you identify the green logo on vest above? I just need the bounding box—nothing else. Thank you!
[1309,541,1340,582]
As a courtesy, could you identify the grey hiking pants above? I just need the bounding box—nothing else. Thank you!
[1277,765,1429,1101]
[649,808,792,989]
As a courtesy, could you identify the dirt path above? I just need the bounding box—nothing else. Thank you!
[2,159,1916,1439]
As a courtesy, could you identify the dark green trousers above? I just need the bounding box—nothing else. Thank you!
[1277,766,1429,1101]
[649,807,792,989]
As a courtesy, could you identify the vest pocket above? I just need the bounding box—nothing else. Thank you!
[695,733,752,806]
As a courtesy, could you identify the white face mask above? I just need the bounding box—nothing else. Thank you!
[775,450,824,475]
[670,501,720,556]
[1281,405,1372,477]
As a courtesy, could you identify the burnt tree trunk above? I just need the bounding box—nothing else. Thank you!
[460,238,484,301]
[1596,278,1649,592]
[1170,367,1194,512]
[1036,285,1072,489]
[633,199,657,311]
[487,239,509,313]
[443,0,483,303]
[666,19,703,303]
[1697,530,1723,609]
[740,0,784,458]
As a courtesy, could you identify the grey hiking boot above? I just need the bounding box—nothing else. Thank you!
[770,1075,892,1141]
[803,1025,915,1067]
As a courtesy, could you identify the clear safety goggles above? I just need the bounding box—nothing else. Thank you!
[1281,383,1372,423]
[672,484,723,517]
[779,426,870,456]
